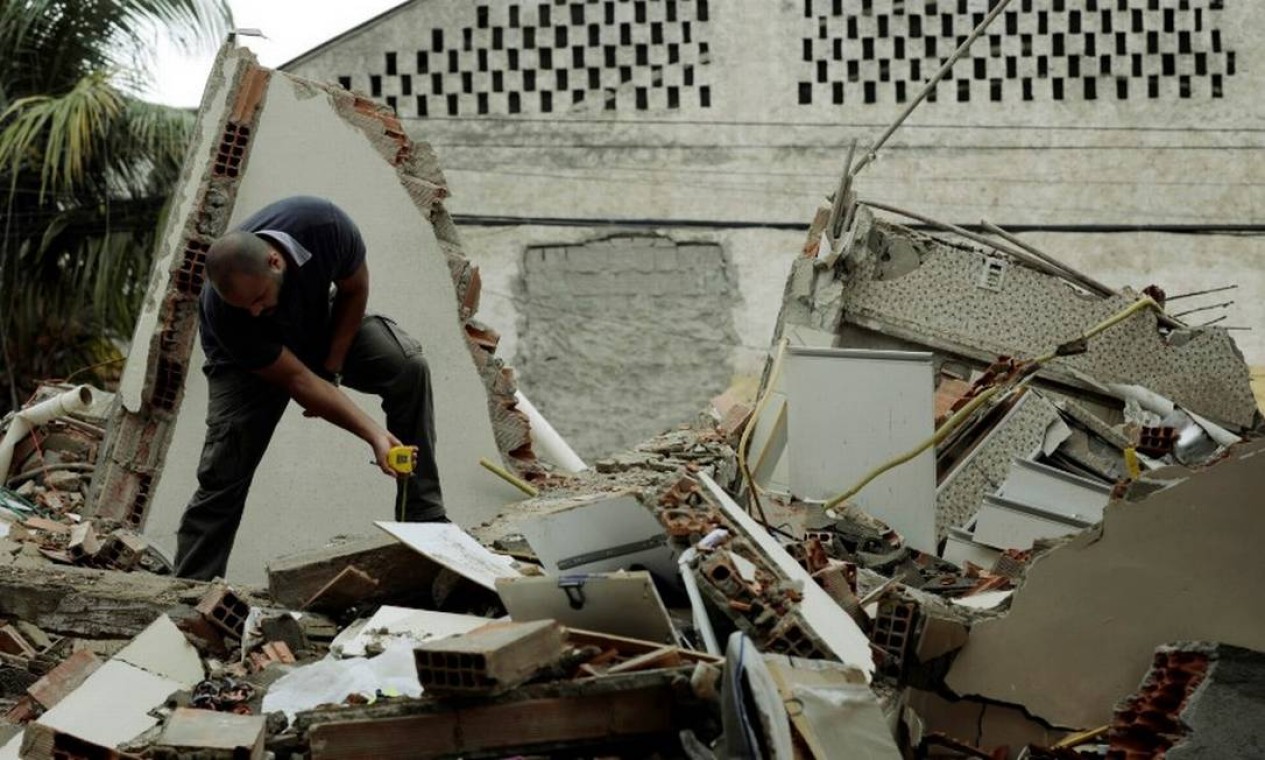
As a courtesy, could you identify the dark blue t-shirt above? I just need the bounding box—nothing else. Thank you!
[199,196,366,373]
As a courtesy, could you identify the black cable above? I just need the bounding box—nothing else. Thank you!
[452,213,1265,235]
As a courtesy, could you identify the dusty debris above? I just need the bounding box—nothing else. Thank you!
[0,15,1259,760]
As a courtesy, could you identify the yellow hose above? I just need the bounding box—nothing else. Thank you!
[821,296,1161,511]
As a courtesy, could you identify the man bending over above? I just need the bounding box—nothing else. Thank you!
[174,195,444,580]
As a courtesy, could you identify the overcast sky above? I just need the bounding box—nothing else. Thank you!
[145,0,404,107]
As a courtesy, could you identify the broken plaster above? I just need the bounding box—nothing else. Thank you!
[805,208,1260,429]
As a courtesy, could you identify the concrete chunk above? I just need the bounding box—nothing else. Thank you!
[26,650,102,710]
[156,707,265,759]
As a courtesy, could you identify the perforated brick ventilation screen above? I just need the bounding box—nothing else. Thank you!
[343,0,714,117]
[799,0,1236,105]
[516,236,738,460]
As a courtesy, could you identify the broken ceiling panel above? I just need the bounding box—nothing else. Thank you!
[796,208,1258,429]
[945,440,1265,729]
[91,45,533,582]
[936,390,1065,538]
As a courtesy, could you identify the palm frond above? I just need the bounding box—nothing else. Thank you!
[0,72,123,199]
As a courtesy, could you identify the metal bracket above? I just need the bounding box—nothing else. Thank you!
[555,535,667,571]
[557,576,587,610]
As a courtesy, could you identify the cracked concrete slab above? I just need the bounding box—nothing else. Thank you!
[945,440,1265,729]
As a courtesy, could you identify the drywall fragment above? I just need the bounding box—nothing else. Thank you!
[517,492,678,582]
[330,606,489,657]
[376,521,520,591]
[942,528,1002,569]
[497,571,675,644]
[782,347,937,553]
[32,660,183,750]
[155,708,265,759]
[969,494,1093,551]
[113,615,204,685]
[946,441,1265,728]
[700,473,876,680]
[765,654,901,760]
[996,457,1112,522]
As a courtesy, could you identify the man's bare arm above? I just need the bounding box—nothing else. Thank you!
[255,347,399,476]
[324,262,369,377]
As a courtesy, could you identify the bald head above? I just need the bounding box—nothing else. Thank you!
[205,231,285,316]
[206,231,273,297]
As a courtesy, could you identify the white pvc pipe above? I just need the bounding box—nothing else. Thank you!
[0,386,95,483]
[514,390,587,474]
[679,546,722,656]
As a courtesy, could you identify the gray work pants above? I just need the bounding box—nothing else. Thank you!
[173,314,444,581]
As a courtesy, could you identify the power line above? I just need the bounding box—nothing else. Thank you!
[452,213,1265,235]
[444,163,1265,188]
[430,142,1265,151]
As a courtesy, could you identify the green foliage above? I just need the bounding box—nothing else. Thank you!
[0,0,231,412]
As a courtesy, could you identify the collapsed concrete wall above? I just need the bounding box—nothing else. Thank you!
[945,440,1265,729]
[91,46,533,582]
[782,207,1259,430]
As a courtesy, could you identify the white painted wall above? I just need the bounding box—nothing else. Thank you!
[144,68,523,583]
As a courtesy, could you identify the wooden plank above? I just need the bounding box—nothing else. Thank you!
[308,685,673,760]
[267,534,440,608]
[22,518,70,535]
[566,629,722,665]
[604,646,682,675]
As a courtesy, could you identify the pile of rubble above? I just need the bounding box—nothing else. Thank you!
[0,352,1260,758]
[1,44,1263,760]
[0,386,161,575]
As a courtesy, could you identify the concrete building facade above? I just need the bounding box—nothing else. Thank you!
[282,0,1264,459]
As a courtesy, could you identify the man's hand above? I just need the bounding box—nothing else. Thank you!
[255,348,393,461]
[371,432,414,478]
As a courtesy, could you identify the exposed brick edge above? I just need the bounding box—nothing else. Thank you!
[89,52,272,525]
[1106,642,1212,760]
[321,83,536,471]
[91,48,540,530]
